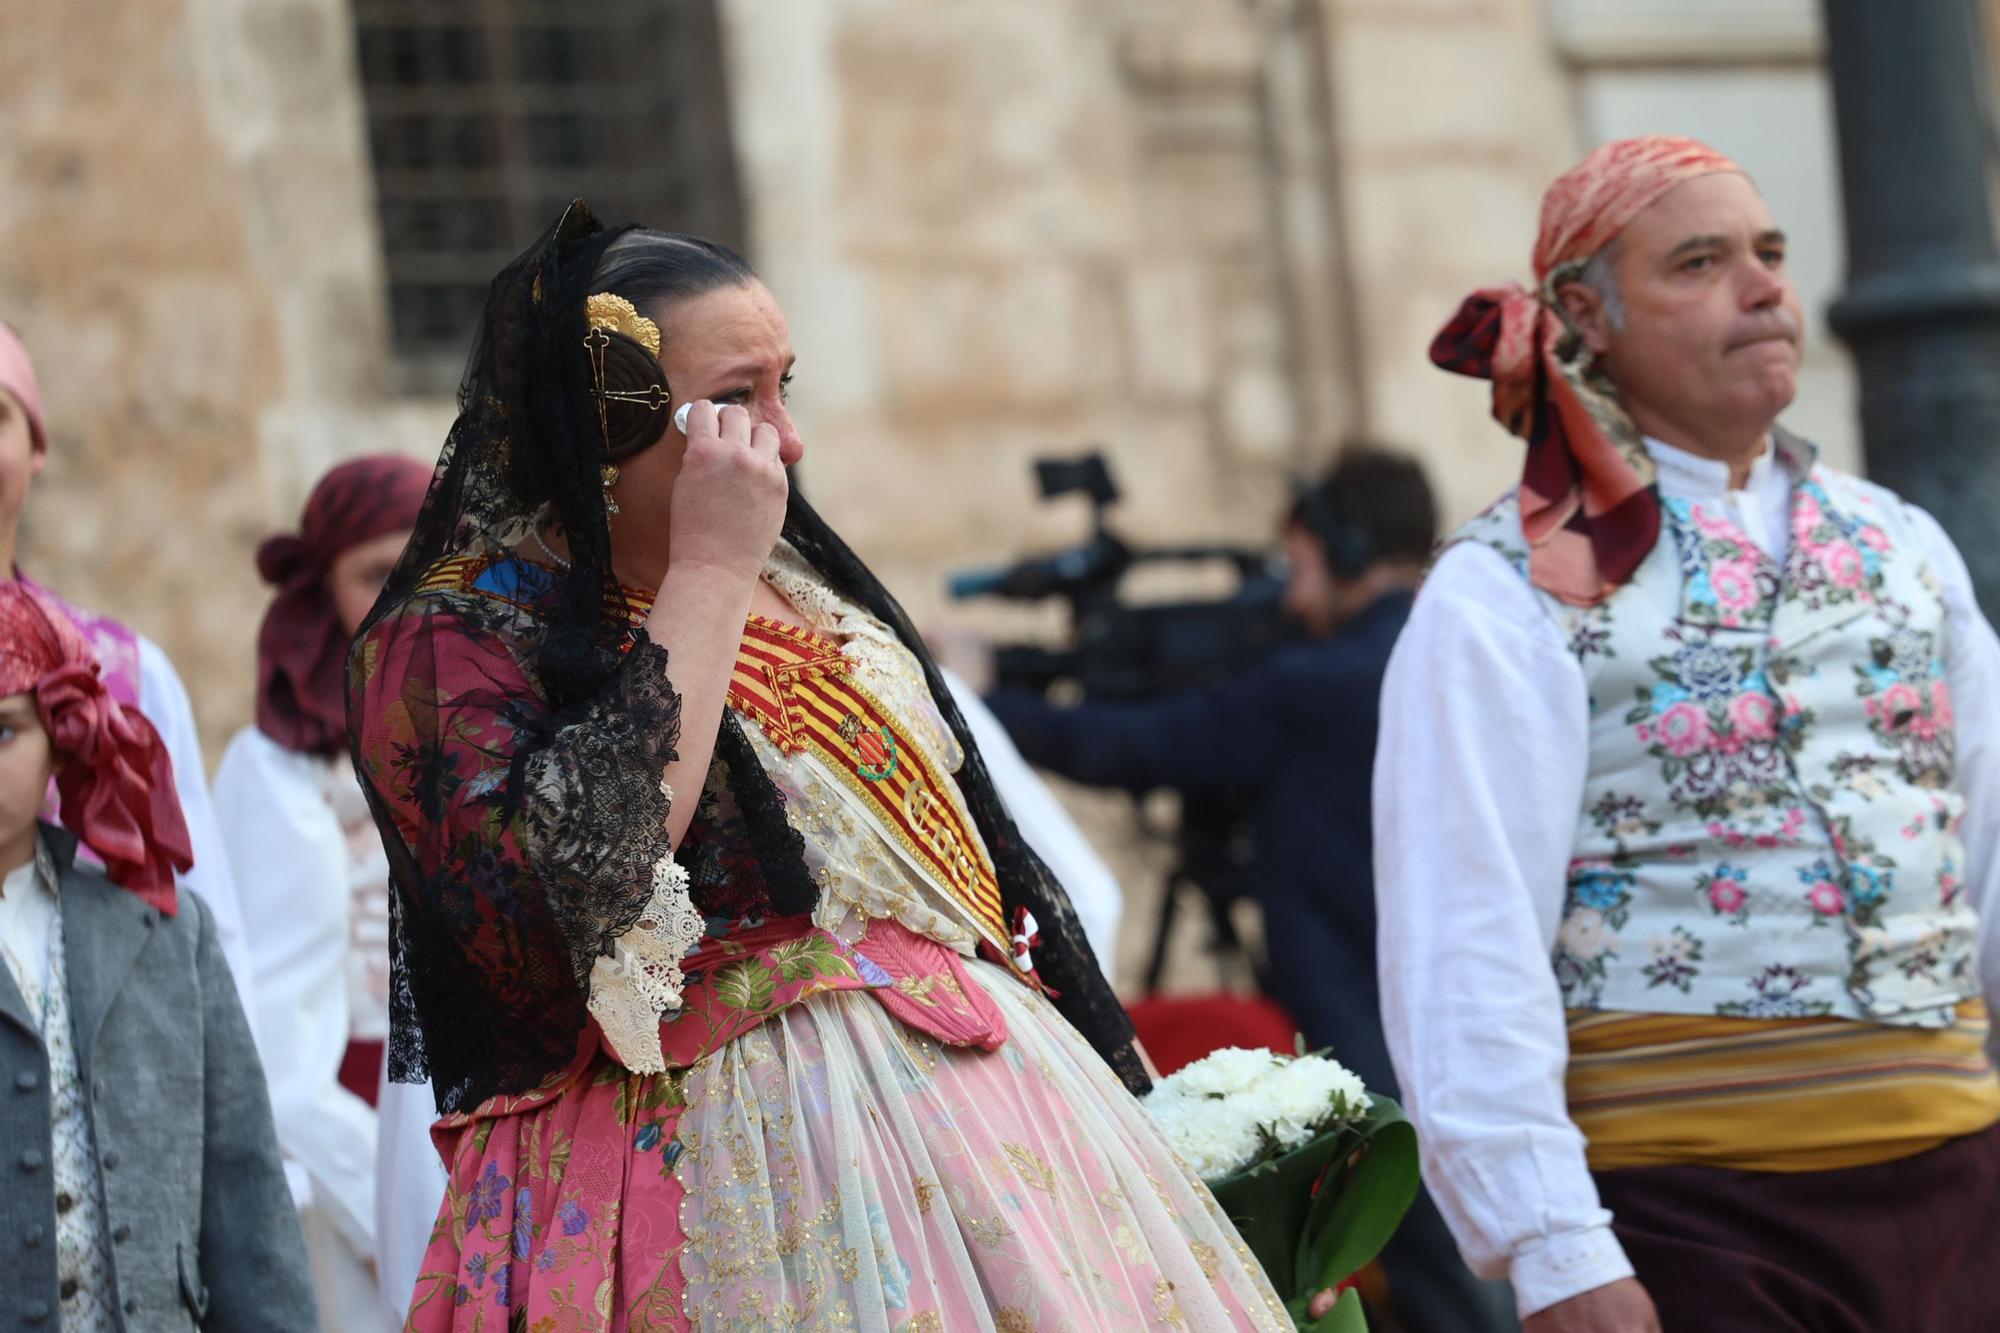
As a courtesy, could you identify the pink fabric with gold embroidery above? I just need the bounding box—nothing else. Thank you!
[404,916,1281,1332]
[405,917,1009,1330]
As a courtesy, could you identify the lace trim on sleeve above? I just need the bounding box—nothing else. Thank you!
[586,780,707,1074]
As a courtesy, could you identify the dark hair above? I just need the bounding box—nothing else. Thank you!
[593,229,754,324]
[1290,444,1438,571]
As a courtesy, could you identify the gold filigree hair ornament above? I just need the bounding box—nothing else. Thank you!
[586,291,662,356]
[582,293,673,502]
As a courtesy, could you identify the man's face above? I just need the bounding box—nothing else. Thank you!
[1571,172,1803,442]
[0,694,53,862]
[1281,523,1338,637]
[0,389,43,549]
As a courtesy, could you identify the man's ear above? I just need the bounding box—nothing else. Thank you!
[1554,282,1615,357]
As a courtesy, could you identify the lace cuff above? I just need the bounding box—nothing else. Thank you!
[586,821,706,1074]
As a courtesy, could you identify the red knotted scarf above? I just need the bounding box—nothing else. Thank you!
[254,455,432,757]
[1430,135,1744,604]
[0,581,190,911]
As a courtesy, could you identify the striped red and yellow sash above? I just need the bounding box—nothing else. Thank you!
[1566,1001,2000,1172]
[727,615,1011,949]
[422,559,1013,948]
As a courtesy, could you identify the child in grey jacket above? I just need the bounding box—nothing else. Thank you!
[0,579,315,1330]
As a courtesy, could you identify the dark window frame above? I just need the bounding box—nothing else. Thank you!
[352,0,747,393]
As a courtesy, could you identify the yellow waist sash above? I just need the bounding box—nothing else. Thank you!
[1567,1001,2000,1173]
[726,615,1013,952]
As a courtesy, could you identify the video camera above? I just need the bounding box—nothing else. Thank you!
[950,452,1293,991]
[948,453,1293,701]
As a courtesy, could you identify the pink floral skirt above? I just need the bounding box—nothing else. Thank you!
[404,956,1286,1332]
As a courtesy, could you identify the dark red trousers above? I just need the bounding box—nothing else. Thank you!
[1594,1122,2000,1332]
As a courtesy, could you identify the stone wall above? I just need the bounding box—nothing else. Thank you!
[719,0,1357,648]
[1313,0,1580,524]
[2,0,1368,770]
[0,0,436,757]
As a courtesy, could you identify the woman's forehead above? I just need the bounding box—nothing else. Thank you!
[660,282,793,370]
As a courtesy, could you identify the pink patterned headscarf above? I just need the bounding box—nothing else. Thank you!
[1430,135,1746,605]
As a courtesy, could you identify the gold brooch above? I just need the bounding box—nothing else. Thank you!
[584,292,662,356]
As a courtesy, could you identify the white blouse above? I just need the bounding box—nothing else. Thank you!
[211,728,379,1257]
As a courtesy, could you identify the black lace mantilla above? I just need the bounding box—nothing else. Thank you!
[348,202,1145,1115]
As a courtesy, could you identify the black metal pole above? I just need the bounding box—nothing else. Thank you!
[1822,0,2000,617]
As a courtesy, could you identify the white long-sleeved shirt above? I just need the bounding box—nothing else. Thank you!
[1372,438,2000,1318]
[136,636,257,1008]
[211,729,379,1244]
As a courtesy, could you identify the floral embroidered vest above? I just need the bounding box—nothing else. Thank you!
[1449,437,1980,1027]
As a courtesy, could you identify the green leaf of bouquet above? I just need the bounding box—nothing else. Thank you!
[1297,1095,1420,1293]
[1207,1122,1353,1294]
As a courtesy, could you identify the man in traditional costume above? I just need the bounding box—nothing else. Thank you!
[1374,136,2000,1332]
[0,322,255,1005]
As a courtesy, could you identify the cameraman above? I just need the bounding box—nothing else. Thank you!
[982,446,1518,1333]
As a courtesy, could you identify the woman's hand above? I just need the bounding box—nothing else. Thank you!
[641,401,794,848]
[667,401,791,584]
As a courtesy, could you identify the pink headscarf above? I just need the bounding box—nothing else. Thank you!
[1430,135,1746,604]
[0,581,191,912]
[0,322,47,451]
[254,455,432,756]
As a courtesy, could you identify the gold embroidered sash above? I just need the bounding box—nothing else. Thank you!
[727,615,1012,948]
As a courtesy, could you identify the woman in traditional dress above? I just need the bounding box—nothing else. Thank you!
[213,455,432,1331]
[348,203,1285,1332]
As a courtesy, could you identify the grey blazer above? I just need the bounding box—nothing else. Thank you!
[0,826,316,1330]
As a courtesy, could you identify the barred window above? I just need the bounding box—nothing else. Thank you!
[353,0,746,389]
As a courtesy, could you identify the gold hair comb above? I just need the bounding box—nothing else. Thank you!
[585,292,662,356]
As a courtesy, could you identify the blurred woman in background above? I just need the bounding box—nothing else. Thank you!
[214,455,430,1333]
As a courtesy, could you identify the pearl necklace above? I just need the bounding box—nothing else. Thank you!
[529,525,573,573]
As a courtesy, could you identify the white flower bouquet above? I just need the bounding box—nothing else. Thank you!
[1145,1048,1418,1332]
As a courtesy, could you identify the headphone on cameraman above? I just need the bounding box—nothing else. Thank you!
[1295,482,1375,582]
